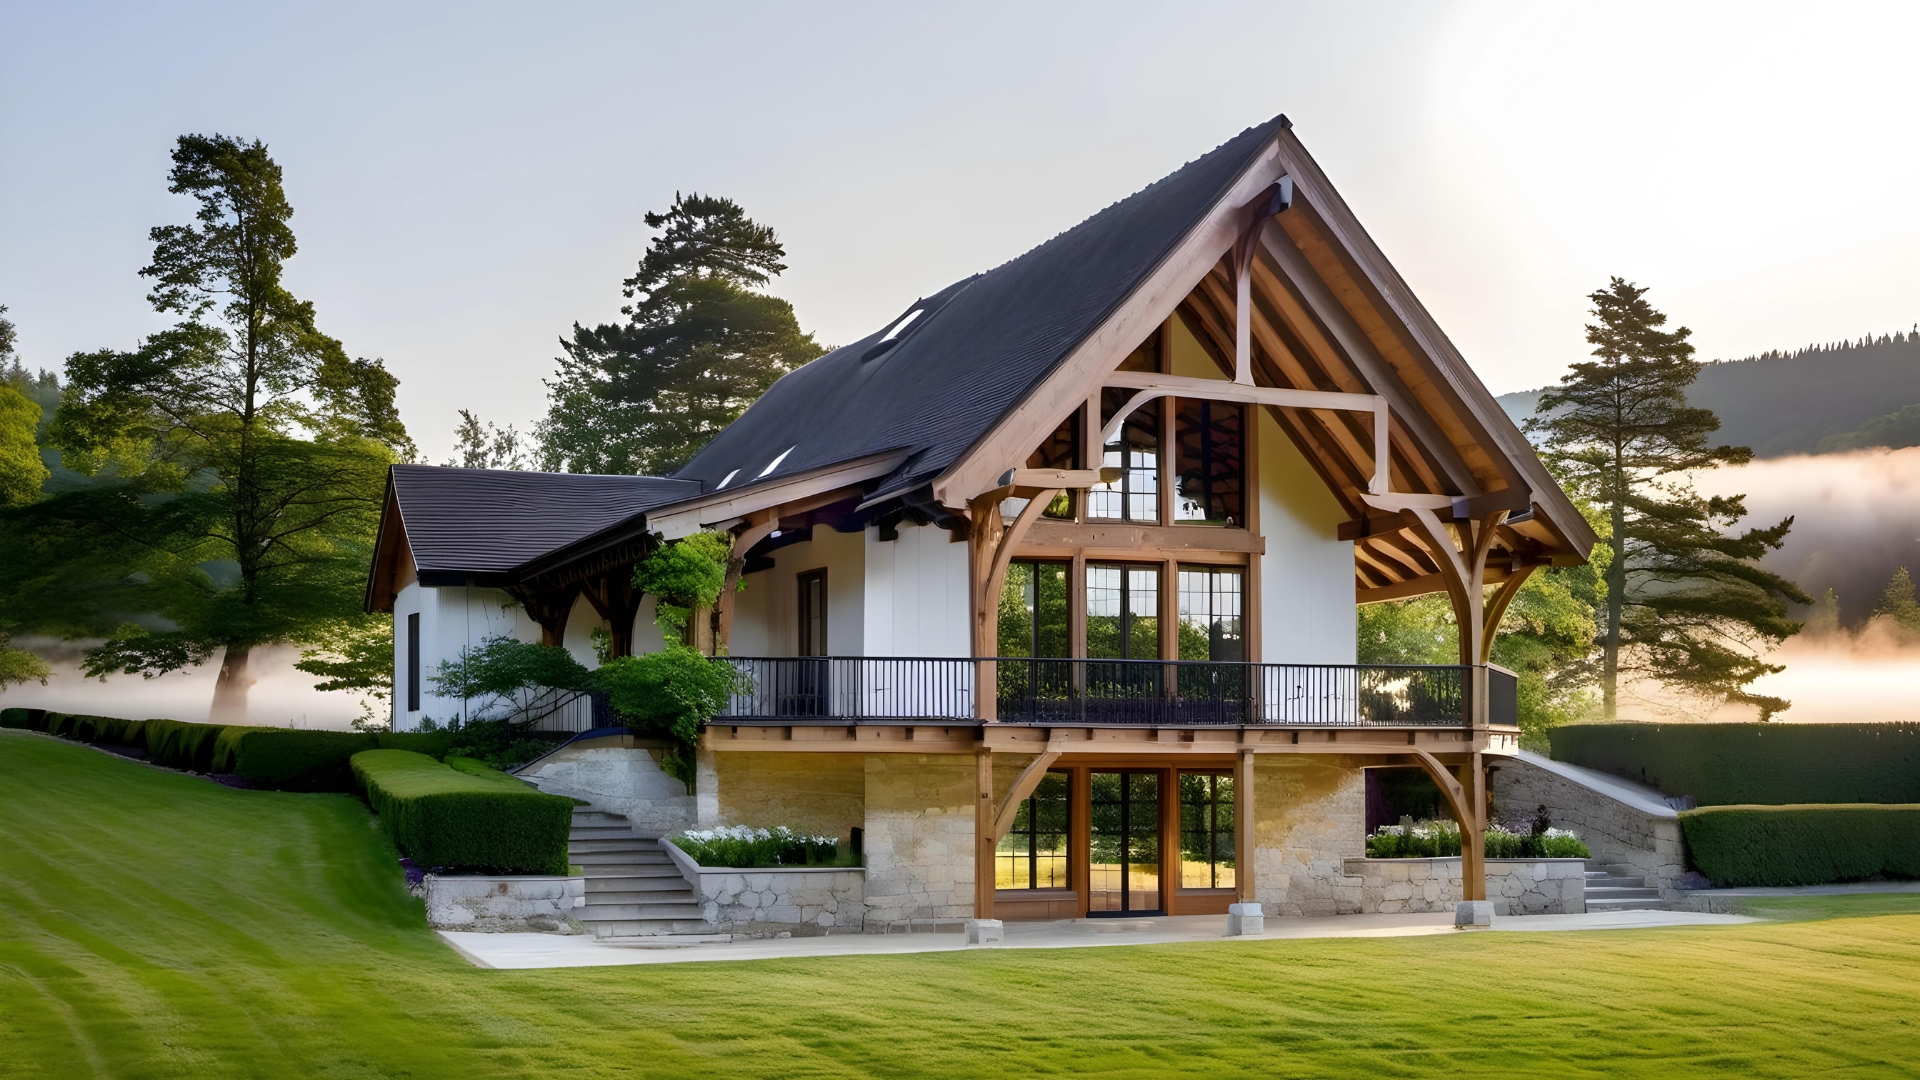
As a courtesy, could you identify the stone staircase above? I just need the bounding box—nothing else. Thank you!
[569,808,711,939]
[1584,859,1665,912]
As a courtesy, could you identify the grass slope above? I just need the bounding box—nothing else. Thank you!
[6,729,1920,1079]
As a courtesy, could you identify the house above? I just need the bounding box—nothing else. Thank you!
[365,114,1594,932]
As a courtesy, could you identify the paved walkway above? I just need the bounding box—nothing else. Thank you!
[440,909,1756,970]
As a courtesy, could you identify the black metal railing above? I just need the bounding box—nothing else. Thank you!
[718,657,1501,727]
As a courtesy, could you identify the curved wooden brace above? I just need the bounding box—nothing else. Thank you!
[986,490,1060,616]
[715,510,779,655]
[990,746,1065,841]
[1480,562,1536,664]
[1405,747,1471,831]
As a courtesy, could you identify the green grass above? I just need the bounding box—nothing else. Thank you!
[6,729,1920,1079]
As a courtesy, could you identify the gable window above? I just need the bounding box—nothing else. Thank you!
[1091,388,1159,523]
[797,569,828,656]
[1174,399,1245,527]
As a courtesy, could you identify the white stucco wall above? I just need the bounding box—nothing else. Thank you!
[863,522,970,658]
[560,592,608,670]
[392,583,540,731]
[1257,407,1358,665]
[728,524,866,657]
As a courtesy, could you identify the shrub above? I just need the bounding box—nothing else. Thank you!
[668,825,845,868]
[217,729,380,791]
[0,707,39,730]
[1365,820,1590,859]
[351,749,574,875]
[144,719,232,772]
[597,645,739,787]
[1549,722,1920,805]
[377,729,454,759]
[445,755,532,788]
[1679,804,1920,887]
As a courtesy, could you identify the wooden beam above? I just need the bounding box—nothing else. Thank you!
[990,746,1065,841]
[975,748,996,919]
[1481,563,1536,665]
[1235,748,1256,903]
[716,511,779,655]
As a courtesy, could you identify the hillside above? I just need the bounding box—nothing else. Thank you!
[1499,332,1920,457]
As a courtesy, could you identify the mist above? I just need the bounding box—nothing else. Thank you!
[0,640,368,730]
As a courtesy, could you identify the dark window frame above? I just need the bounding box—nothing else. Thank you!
[405,611,420,713]
[797,569,828,656]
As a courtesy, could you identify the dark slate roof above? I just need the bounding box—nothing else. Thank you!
[390,465,701,578]
[673,115,1292,501]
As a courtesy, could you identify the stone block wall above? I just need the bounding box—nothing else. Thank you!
[861,753,975,926]
[421,874,585,931]
[692,868,868,935]
[1251,757,1367,916]
[1342,857,1586,915]
[518,740,696,835]
[715,752,867,843]
[1490,757,1687,897]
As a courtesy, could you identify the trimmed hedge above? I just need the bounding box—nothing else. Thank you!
[144,719,233,772]
[1679,804,1920,887]
[206,728,459,791]
[1549,722,1920,805]
[445,755,530,787]
[0,707,44,731]
[351,749,573,875]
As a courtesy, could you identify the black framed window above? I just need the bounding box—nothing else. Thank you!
[995,771,1071,890]
[406,612,420,713]
[1085,563,1160,660]
[1174,398,1244,526]
[1092,389,1159,523]
[797,570,827,656]
[1179,771,1236,890]
[1089,770,1161,913]
[1177,566,1244,662]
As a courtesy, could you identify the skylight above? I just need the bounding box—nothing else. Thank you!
[757,446,794,479]
[880,309,922,341]
[715,468,739,490]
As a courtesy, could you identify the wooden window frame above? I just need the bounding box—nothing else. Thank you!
[797,568,828,656]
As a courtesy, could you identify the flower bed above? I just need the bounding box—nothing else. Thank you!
[1366,819,1591,860]
[668,825,851,868]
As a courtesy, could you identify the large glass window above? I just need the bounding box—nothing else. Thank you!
[1089,770,1161,913]
[996,772,1071,891]
[1026,410,1079,519]
[1174,399,1245,527]
[999,561,1070,659]
[1086,563,1160,660]
[1177,566,1244,662]
[1179,772,1235,890]
[1092,388,1159,522]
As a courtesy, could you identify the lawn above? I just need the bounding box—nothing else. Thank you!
[5,730,1920,1078]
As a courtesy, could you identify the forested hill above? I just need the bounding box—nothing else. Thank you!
[1498,331,1920,457]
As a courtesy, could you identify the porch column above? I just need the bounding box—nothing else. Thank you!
[1456,753,1487,903]
[1235,749,1256,903]
[974,747,996,919]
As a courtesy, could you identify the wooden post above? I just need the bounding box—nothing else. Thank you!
[1235,749,1256,903]
[716,512,779,656]
[1457,754,1487,902]
[975,748,996,919]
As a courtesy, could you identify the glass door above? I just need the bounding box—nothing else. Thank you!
[1088,770,1162,915]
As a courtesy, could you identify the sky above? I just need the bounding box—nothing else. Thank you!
[3,0,1917,465]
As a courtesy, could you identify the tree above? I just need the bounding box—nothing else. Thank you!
[0,307,50,505]
[22,134,411,722]
[445,409,530,470]
[1871,567,1920,640]
[1528,278,1808,718]
[535,193,825,474]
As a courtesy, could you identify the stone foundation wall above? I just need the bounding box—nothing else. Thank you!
[715,752,866,843]
[420,874,585,931]
[861,753,975,926]
[1490,756,1687,897]
[1251,757,1367,916]
[518,740,696,835]
[1342,857,1586,915]
[697,867,867,935]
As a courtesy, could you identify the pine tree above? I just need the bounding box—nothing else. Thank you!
[1529,278,1809,717]
[1872,567,1920,637]
[535,193,824,475]
[445,409,529,470]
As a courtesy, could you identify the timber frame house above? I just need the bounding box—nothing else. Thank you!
[368,115,1593,928]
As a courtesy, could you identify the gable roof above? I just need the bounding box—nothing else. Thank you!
[365,466,700,608]
[672,115,1295,503]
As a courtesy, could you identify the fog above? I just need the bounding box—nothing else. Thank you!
[1,640,368,730]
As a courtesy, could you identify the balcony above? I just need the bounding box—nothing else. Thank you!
[717,657,1517,728]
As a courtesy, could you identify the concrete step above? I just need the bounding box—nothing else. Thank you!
[570,823,639,837]
[568,838,667,854]
[1586,873,1648,889]
[584,866,689,885]
[590,889,702,907]
[572,850,674,866]
[586,876,700,895]
[1586,896,1668,912]
[1587,885,1661,899]
[587,919,716,940]
[578,902,708,921]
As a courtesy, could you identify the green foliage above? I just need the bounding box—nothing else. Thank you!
[595,644,738,773]
[444,755,531,787]
[668,825,845,868]
[295,616,394,698]
[1870,567,1920,640]
[429,634,594,711]
[7,134,412,721]
[350,748,573,874]
[0,383,47,505]
[634,531,734,639]
[1679,804,1920,887]
[536,193,825,475]
[444,408,530,469]
[143,718,232,771]
[1817,402,1920,454]
[1528,278,1807,716]
[442,717,566,771]
[1549,722,1920,805]
[210,728,391,791]
[1363,820,1590,859]
[0,625,51,689]
[0,707,33,730]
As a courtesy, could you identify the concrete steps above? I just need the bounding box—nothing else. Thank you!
[569,808,710,939]
[1585,860,1666,912]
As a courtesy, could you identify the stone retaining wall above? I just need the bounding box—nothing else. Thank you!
[420,874,585,931]
[1342,857,1586,915]
[518,738,696,835]
[660,840,866,935]
[1490,754,1687,898]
